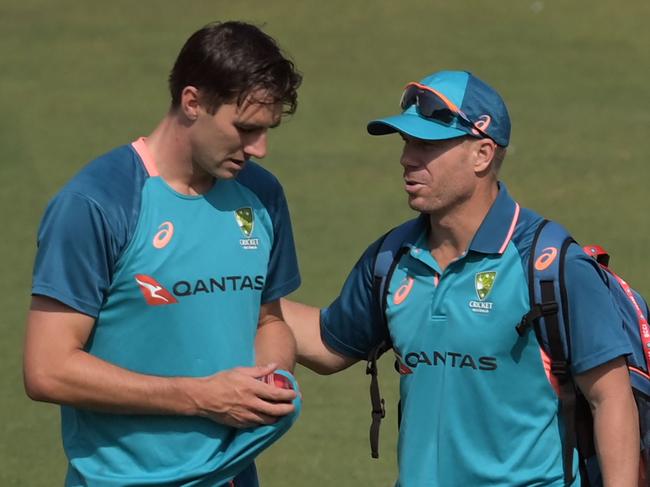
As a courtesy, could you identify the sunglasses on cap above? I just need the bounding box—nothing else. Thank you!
[399,82,493,141]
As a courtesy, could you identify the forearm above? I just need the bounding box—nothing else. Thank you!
[255,318,296,371]
[576,357,640,487]
[592,393,639,487]
[25,346,200,415]
[280,298,357,374]
[25,349,297,427]
[25,296,297,427]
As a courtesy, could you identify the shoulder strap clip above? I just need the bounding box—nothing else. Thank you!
[550,360,570,379]
[516,301,559,336]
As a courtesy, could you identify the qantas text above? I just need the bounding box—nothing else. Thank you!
[173,275,265,296]
[403,351,497,371]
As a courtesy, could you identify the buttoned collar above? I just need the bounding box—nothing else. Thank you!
[468,182,520,255]
[403,182,520,256]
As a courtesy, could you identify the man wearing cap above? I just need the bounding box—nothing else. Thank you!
[283,70,639,485]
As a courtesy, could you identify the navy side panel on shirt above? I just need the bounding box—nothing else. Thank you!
[32,145,147,316]
[236,161,301,303]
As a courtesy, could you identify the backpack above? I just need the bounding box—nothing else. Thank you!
[366,218,650,487]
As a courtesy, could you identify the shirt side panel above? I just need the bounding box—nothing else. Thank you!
[31,145,147,315]
[236,161,300,303]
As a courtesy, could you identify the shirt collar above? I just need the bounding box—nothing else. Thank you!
[401,213,429,248]
[468,182,520,255]
[400,182,520,256]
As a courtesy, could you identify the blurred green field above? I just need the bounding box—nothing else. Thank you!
[1,0,649,485]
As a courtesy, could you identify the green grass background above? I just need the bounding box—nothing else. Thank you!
[1,1,649,485]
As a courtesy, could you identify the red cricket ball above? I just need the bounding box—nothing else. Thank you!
[261,372,293,390]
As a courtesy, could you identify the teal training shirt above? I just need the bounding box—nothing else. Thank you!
[321,183,631,487]
[32,139,301,486]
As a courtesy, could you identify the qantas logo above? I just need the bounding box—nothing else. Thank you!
[135,273,265,304]
[403,350,497,371]
[394,351,413,375]
[134,274,178,305]
[173,275,265,296]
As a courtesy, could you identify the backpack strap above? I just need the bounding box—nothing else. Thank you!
[367,217,420,459]
[583,244,610,267]
[517,220,579,486]
[602,265,650,373]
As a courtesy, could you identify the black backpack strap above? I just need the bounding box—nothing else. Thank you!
[517,220,560,337]
[367,218,420,458]
[519,220,579,486]
[367,339,390,459]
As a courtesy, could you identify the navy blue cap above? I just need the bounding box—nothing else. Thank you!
[367,71,511,147]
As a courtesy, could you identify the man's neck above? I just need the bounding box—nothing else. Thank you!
[144,115,214,196]
[427,183,499,272]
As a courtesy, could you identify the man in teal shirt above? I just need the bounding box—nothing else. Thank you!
[284,70,639,486]
[25,21,302,486]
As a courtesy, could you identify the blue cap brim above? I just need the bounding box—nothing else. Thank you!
[367,113,469,141]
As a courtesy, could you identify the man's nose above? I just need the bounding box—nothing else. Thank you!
[243,132,268,160]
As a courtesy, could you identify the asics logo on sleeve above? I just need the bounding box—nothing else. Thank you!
[134,274,178,305]
[152,221,174,249]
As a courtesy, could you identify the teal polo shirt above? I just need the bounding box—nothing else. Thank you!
[32,139,301,486]
[321,183,630,487]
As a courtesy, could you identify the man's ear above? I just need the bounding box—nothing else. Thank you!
[473,139,497,174]
[180,86,200,122]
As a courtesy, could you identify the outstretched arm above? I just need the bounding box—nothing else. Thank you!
[24,295,296,428]
[575,357,639,487]
[280,298,357,374]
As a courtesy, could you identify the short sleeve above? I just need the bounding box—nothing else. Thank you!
[236,161,301,303]
[261,186,300,303]
[32,191,117,316]
[320,238,388,359]
[564,244,632,374]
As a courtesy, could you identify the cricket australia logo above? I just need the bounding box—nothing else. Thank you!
[469,271,497,314]
[235,207,259,250]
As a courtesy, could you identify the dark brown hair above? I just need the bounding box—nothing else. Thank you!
[169,21,302,115]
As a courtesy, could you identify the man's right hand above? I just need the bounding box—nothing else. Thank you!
[184,363,298,428]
